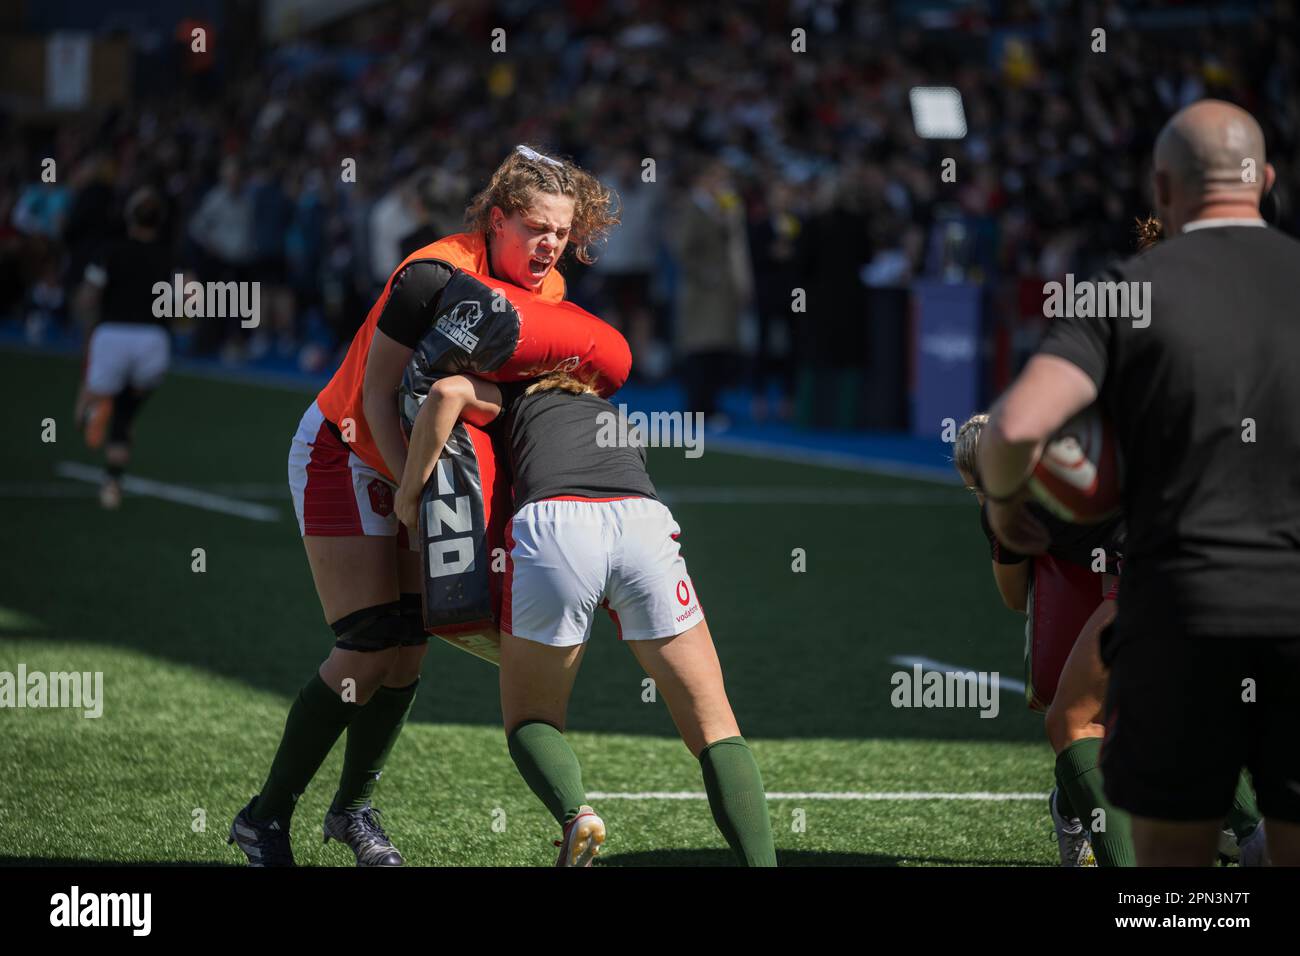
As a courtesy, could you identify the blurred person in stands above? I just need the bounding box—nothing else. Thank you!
[591,150,667,381]
[791,166,872,428]
[188,156,253,357]
[671,159,751,427]
[248,159,296,358]
[746,175,802,421]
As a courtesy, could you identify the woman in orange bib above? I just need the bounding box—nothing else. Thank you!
[230,146,623,866]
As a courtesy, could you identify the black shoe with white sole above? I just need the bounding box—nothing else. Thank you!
[228,796,295,867]
[323,805,404,866]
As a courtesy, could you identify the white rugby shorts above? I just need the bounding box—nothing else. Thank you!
[84,323,170,394]
[501,495,704,646]
[287,401,416,549]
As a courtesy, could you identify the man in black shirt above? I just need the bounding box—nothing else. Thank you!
[75,187,174,509]
[978,100,1300,865]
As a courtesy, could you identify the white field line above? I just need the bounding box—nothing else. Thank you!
[890,655,1027,696]
[54,462,281,522]
[587,791,1048,801]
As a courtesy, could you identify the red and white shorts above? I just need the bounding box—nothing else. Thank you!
[501,496,703,647]
[288,401,415,549]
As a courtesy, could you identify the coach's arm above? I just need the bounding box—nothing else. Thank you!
[980,355,1097,555]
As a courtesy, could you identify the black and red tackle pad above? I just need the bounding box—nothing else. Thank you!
[398,265,631,663]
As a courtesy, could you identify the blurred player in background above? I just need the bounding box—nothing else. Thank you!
[981,100,1300,866]
[230,146,620,866]
[396,370,777,867]
[73,186,173,510]
[955,413,1267,866]
[954,413,1124,866]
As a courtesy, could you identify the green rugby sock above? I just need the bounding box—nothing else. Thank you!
[507,721,586,826]
[699,736,777,867]
[332,678,419,812]
[1226,770,1261,842]
[1052,775,1078,822]
[253,674,360,822]
[1056,737,1135,867]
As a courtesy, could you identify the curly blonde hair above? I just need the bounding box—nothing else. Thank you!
[464,145,619,266]
[952,412,989,491]
[523,369,600,397]
[1135,214,1164,251]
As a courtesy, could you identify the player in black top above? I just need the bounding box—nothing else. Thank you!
[74,186,173,509]
[395,370,777,866]
[979,100,1300,866]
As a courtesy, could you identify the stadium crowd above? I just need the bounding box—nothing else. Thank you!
[1,0,1296,421]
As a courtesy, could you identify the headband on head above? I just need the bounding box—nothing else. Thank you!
[515,144,564,168]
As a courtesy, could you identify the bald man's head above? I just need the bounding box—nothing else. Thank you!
[1152,100,1273,232]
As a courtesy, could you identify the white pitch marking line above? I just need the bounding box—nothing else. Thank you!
[587,791,1048,801]
[890,655,1027,696]
[55,461,281,522]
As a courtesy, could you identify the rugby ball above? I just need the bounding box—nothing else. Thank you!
[1028,405,1121,524]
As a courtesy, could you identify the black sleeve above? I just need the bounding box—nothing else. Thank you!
[1034,263,1121,389]
[980,501,1028,565]
[376,260,456,349]
[496,381,528,414]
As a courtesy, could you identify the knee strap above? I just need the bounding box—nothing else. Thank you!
[398,593,430,646]
[331,601,406,652]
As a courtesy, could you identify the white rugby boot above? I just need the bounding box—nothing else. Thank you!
[554,805,605,867]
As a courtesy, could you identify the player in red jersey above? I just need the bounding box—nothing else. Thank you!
[231,146,625,866]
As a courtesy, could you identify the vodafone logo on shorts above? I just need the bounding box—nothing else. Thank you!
[674,579,699,624]
[368,479,394,517]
